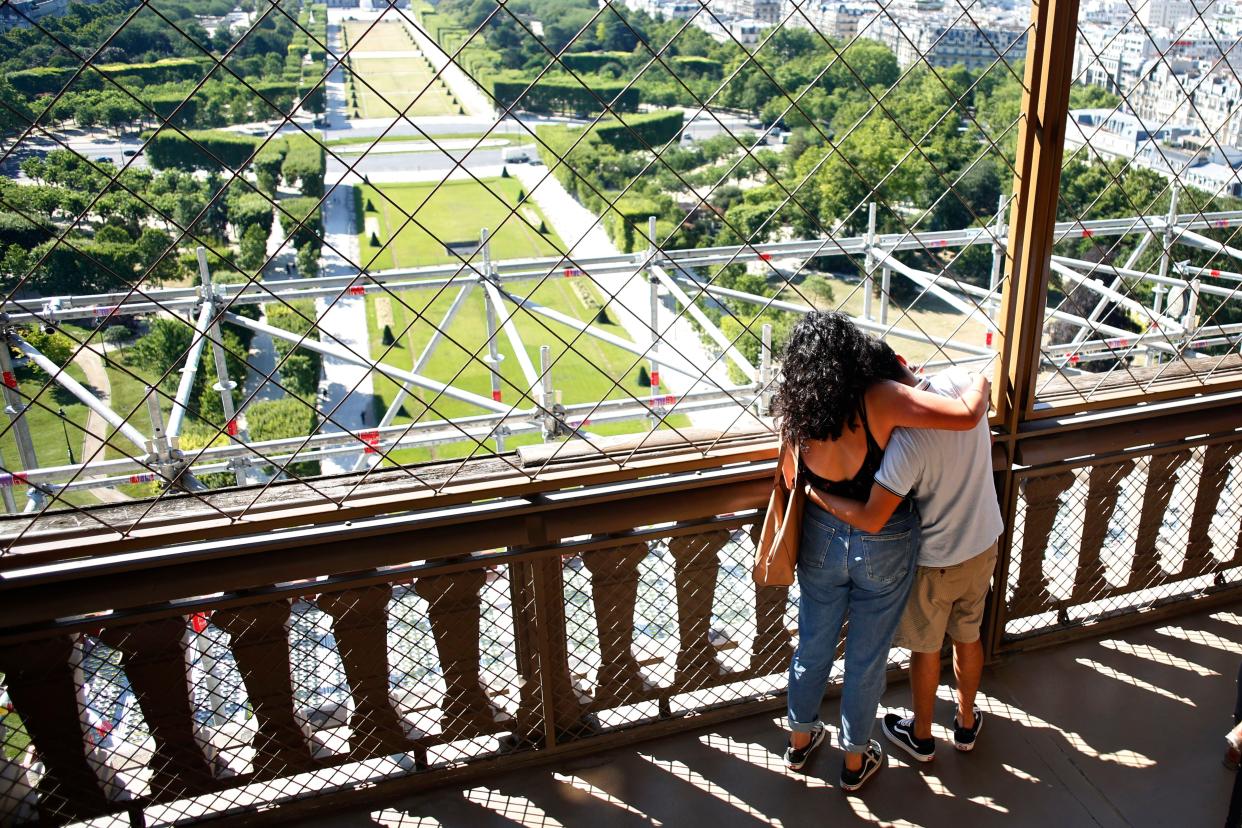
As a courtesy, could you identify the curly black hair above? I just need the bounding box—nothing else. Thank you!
[772,311,904,447]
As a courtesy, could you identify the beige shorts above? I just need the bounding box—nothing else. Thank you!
[894,543,999,653]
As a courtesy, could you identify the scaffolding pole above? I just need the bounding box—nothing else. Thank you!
[0,340,41,511]
[198,249,251,487]
[480,229,508,453]
[223,312,510,414]
[651,265,757,381]
[378,282,474,429]
[166,294,215,439]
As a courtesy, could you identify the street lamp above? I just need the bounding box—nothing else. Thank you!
[58,408,75,465]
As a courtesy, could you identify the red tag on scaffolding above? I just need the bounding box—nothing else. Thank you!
[1,371,15,389]
[663,395,677,406]
[563,267,581,278]
[1069,353,1080,365]
[930,239,948,248]
[360,429,380,453]
[348,285,366,296]
[128,473,156,484]
[650,370,660,388]
[985,331,994,347]
[758,252,772,261]
[1211,269,1221,277]
[492,390,502,402]
[1081,229,1094,238]
[191,612,210,634]
[226,419,238,436]
[1215,219,1231,228]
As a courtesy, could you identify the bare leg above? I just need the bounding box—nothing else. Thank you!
[791,730,810,749]
[910,650,941,741]
[952,638,984,728]
[843,750,862,772]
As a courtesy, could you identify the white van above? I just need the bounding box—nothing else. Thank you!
[502,147,533,164]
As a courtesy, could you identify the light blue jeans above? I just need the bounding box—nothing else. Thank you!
[787,499,920,752]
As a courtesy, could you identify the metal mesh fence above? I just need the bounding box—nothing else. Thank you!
[1033,0,1242,409]
[1001,436,1242,643]
[0,520,918,825]
[0,0,1035,541]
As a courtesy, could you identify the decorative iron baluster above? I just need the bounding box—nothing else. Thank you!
[1010,472,1076,616]
[97,618,217,799]
[1128,451,1192,590]
[669,530,730,688]
[414,569,511,738]
[317,586,419,758]
[581,542,650,704]
[211,602,315,778]
[1184,442,1242,577]
[0,636,109,821]
[1071,459,1136,602]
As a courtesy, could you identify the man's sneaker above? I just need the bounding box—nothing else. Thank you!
[953,710,984,752]
[882,714,935,762]
[839,740,884,792]
[784,725,827,771]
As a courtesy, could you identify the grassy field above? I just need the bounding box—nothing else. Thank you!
[358,178,566,270]
[364,276,691,465]
[342,22,458,119]
[343,19,418,52]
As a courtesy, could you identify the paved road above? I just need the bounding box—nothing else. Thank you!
[327,144,528,177]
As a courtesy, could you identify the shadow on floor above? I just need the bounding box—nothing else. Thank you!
[308,603,1242,827]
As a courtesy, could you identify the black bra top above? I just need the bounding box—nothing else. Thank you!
[800,400,884,502]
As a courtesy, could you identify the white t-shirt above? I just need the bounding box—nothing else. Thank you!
[873,367,1004,568]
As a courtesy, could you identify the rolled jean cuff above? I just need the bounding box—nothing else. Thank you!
[839,736,871,753]
[788,716,823,734]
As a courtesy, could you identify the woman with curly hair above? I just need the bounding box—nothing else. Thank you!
[773,311,990,791]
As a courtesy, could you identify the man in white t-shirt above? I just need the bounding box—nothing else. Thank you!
[805,361,1003,763]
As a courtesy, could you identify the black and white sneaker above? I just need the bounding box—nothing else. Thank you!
[784,725,827,771]
[882,714,935,762]
[839,740,884,792]
[953,710,983,752]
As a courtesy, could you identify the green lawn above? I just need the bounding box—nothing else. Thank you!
[344,19,418,52]
[364,276,691,466]
[341,20,458,119]
[0,354,102,509]
[358,178,566,270]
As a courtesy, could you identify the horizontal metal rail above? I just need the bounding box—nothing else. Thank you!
[11,210,1242,324]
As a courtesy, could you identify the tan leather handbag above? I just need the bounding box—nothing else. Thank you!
[754,441,803,587]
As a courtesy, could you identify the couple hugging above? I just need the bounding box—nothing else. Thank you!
[768,311,1003,792]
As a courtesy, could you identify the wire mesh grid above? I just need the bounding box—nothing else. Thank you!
[1032,0,1242,409]
[0,0,1032,544]
[0,522,908,824]
[1001,437,1242,642]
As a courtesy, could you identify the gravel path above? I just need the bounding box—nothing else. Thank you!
[72,347,132,503]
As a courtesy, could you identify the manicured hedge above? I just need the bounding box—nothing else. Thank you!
[10,57,207,97]
[281,133,325,197]
[277,196,322,248]
[671,55,723,77]
[492,74,639,115]
[227,193,274,236]
[146,128,261,172]
[562,52,633,73]
[591,109,685,151]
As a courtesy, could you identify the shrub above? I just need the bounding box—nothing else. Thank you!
[145,129,261,172]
